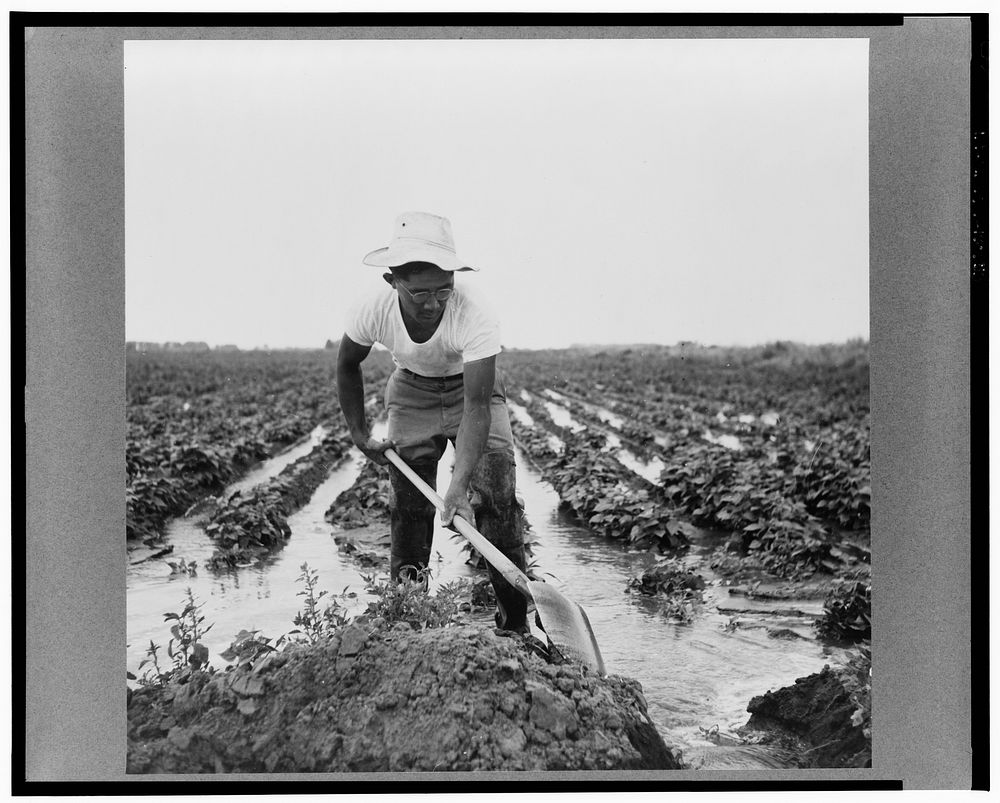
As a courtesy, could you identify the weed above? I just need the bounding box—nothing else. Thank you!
[816,571,871,642]
[219,629,277,669]
[167,558,197,576]
[834,642,871,740]
[163,587,214,672]
[136,640,167,687]
[135,588,214,686]
[288,563,350,643]
[362,570,470,631]
[627,558,707,623]
[434,577,476,613]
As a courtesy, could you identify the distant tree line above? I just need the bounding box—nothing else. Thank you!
[126,341,239,353]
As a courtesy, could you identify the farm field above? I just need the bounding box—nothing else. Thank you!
[126,343,871,772]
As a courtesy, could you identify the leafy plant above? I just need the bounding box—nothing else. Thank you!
[626,558,707,622]
[288,563,349,642]
[326,460,392,529]
[362,570,469,631]
[163,587,214,673]
[502,342,870,577]
[126,348,395,544]
[204,436,352,570]
[834,642,872,741]
[511,415,692,554]
[816,572,871,642]
[135,640,167,687]
[219,629,277,669]
[135,589,214,686]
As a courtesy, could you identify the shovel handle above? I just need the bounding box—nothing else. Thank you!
[383,449,531,597]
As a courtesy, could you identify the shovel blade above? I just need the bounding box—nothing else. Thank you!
[528,580,606,676]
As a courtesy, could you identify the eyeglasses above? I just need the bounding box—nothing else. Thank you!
[396,283,454,304]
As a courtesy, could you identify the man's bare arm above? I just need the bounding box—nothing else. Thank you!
[336,334,394,464]
[441,355,495,526]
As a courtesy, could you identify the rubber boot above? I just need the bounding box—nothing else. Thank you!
[469,451,529,632]
[387,460,439,584]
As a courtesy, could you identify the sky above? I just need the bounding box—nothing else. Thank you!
[124,37,869,350]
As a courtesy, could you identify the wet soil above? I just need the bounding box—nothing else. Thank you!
[127,621,682,773]
[742,665,871,768]
[128,424,870,771]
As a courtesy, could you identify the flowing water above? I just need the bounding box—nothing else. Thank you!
[127,420,832,770]
[512,460,829,769]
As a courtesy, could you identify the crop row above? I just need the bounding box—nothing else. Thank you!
[510,397,692,553]
[126,434,284,543]
[532,387,870,534]
[588,388,869,532]
[326,459,391,530]
[502,342,869,423]
[205,432,354,570]
[507,378,868,580]
[126,349,394,543]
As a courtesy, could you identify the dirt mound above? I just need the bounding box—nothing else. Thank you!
[742,665,871,768]
[128,622,682,773]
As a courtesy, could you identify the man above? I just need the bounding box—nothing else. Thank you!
[336,211,528,633]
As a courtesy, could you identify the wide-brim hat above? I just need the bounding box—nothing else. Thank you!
[362,211,478,272]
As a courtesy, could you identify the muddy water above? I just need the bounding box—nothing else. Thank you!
[512,454,828,769]
[127,451,375,674]
[127,423,830,770]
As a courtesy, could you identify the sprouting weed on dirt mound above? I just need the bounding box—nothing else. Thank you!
[134,588,214,687]
[362,570,473,631]
[164,587,212,671]
[127,622,683,773]
[132,565,354,689]
[288,563,351,643]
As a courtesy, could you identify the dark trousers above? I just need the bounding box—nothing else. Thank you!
[385,369,528,631]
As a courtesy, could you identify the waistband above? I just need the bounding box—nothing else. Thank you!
[398,367,464,381]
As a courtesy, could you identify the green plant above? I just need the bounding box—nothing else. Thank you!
[835,642,872,740]
[626,558,707,623]
[218,629,277,669]
[511,412,692,554]
[501,342,870,582]
[126,348,393,544]
[326,460,392,529]
[135,639,168,686]
[362,570,468,630]
[434,577,475,612]
[289,563,349,642]
[816,573,871,642]
[163,587,214,673]
[134,589,214,686]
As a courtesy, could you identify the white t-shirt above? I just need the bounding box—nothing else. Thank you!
[344,285,501,376]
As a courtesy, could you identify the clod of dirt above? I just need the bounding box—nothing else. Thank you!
[128,623,683,773]
[741,665,871,768]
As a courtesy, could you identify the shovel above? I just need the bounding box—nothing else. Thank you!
[384,448,606,676]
